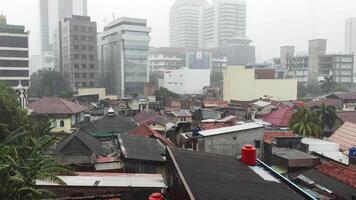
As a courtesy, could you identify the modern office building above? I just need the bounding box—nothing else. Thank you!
[345,17,356,80]
[54,15,97,90]
[39,0,87,69]
[169,0,207,48]
[200,0,247,49]
[98,17,151,97]
[0,16,30,88]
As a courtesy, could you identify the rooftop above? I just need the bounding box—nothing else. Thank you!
[128,123,175,147]
[28,97,88,114]
[80,115,137,135]
[198,122,263,137]
[133,110,159,124]
[337,111,356,124]
[264,131,295,144]
[329,122,356,152]
[260,106,294,127]
[272,147,319,160]
[305,99,343,109]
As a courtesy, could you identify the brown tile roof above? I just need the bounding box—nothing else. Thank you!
[264,131,295,144]
[329,122,356,152]
[336,111,356,124]
[28,97,88,114]
[316,162,356,188]
[260,106,295,127]
[202,99,229,108]
[133,110,159,124]
[128,124,175,147]
[305,98,343,109]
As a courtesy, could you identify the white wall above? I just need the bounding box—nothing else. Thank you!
[164,68,210,94]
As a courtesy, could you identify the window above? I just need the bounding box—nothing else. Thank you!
[74,64,79,69]
[89,73,94,78]
[73,45,79,50]
[81,45,87,50]
[73,54,79,59]
[80,36,86,41]
[82,73,87,78]
[82,82,87,87]
[89,46,94,50]
[254,140,261,148]
[82,64,87,69]
[89,55,94,60]
[88,36,94,41]
[73,35,79,40]
[81,26,86,32]
[89,82,95,87]
[73,26,79,31]
[81,54,87,59]
[89,64,95,69]
[75,73,79,78]
[59,120,65,127]
[75,82,80,87]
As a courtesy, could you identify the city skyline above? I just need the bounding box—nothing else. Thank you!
[1,0,356,61]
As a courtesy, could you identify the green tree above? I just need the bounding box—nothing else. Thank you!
[154,87,180,102]
[289,107,322,138]
[312,103,337,138]
[0,83,73,199]
[320,76,336,94]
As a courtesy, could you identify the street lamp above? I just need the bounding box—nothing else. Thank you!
[15,80,28,109]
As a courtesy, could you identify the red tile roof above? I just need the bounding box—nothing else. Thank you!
[316,162,356,188]
[203,99,229,108]
[329,122,356,152]
[128,124,175,147]
[260,106,295,127]
[28,97,88,114]
[336,111,356,124]
[133,110,159,124]
[263,131,295,144]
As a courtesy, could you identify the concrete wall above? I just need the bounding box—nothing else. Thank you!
[198,127,264,157]
[51,117,72,133]
[78,88,106,99]
[223,66,297,101]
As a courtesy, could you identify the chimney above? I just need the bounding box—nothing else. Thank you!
[241,144,256,166]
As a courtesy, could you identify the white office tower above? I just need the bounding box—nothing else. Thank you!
[345,17,356,80]
[169,0,207,48]
[200,0,247,49]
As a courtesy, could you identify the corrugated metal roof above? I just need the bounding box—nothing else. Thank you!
[329,122,356,152]
[198,122,263,137]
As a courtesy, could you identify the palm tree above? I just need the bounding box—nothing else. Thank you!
[313,103,337,138]
[289,107,322,138]
[320,76,336,94]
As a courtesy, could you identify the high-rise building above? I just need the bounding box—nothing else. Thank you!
[200,0,247,49]
[0,15,30,88]
[54,15,97,90]
[308,39,326,85]
[169,0,207,48]
[39,0,87,70]
[98,17,151,97]
[345,17,356,80]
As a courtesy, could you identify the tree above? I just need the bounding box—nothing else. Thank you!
[320,76,336,94]
[313,103,337,138]
[0,83,73,199]
[289,107,322,138]
[29,69,71,97]
[154,87,180,102]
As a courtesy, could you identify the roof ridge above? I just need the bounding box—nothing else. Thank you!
[57,97,77,113]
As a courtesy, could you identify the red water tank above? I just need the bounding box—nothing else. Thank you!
[241,144,256,166]
[148,193,164,200]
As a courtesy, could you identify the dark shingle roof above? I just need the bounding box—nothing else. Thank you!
[29,97,88,114]
[118,134,165,162]
[169,148,305,200]
[337,111,356,124]
[80,115,137,135]
[133,110,158,124]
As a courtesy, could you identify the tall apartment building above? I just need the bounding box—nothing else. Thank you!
[345,17,356,80]
[39,0,87,69]
[308,39,327,85]
[98,17,151,97]
[169,0,207,48]
[54,15,97,90]
[0,16,30,88]
[200,0,247,49]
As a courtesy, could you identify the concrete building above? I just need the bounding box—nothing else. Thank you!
[345,17,356,80]
[98,17,151,97]
[280,46,295,69]
[169,0,207,48]
[223,66,297,101]
[163,68,210,94]
[319,54,354,86]
[54,15,97,90]
[0,16,30,88]
[308,39,327,85]
[39,0,87,70]
[200,0,247,49]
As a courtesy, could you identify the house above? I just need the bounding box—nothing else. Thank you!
[164,99,181,112]
[327,92,356,110]
[305,98,343,110]
[133,109,159,124]
[329,122,356,152]
[36,172,166,200]
[28,97,88,133]
[202,99,229,110]
[166,147,308,200]
[168,109,192,123]
[133,110,175,133]
[336,111,356,124]
[200,115,237,130]
[118,134,166,176]
[184,122,264,157]
[260,106,295,128]
[128,123,175,147]
[251,100,278,116]
[295,162,356,200]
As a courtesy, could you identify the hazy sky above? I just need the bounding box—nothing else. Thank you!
[1,0,356,61]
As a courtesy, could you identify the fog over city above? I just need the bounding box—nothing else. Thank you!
[1,0,356,61]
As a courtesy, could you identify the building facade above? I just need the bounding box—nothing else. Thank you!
[0,16,30,88]
[345,17,356,80]
[54,15,97,90]
[98,17,151,97]
[163,68,210,94]
[319,54,354,86]
[169,0,207,48]
[200,0,247,49]
[223,66,297,101]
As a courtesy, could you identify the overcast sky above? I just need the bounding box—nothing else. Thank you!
[1,0,355,61]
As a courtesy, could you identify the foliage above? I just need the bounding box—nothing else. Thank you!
[154,87,180,101]
[312,103,337,138]
[29,69,72,97]
[319,76,336,94]
[335,84,349,92]
[289,107,322,138]
[306,83,323,97]
[0,83,73,199]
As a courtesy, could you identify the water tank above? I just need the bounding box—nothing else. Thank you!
[350,147,356,158]
[241,144,256,166]
[148,193,164,200]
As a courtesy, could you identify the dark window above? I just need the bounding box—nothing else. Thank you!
[88,36,94,41]
[81,45,86,50]
[0,50,28,57]
[89,45,94,50]
[74,64,79,69]
[89,55,94,60]
[254,140,261,148]
[75,82,80,87]
[73,54,79,59]
[73,45,79,50]
[89,73,94,78]
[81,54,87,59]
[0,36,28,48]
[59,120,65,127]
[82,82,87,87]
[74,73,79,78]
[89,82,94,87]
[82,73,87,78]
[81,64,87,69]
[81,26,86,31]
[89,64,95,69]
[0,60,28,67]
[0,70,28,77]
[80,36,86,41]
